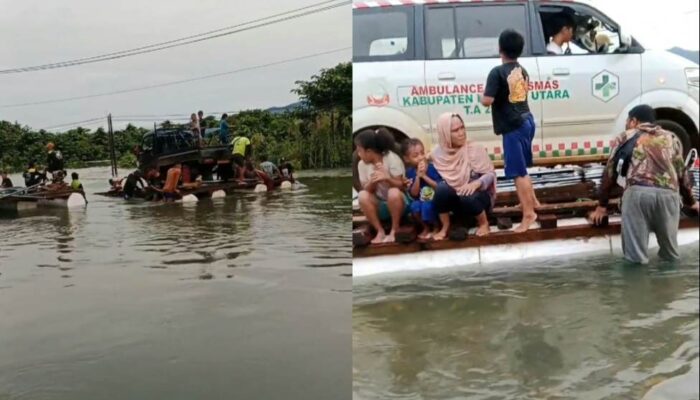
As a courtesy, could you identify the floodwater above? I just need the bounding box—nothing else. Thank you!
[0,167,351,400]
[353,246,700,400]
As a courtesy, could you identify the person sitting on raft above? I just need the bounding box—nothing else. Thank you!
[356,127,410,244]
[259,155,281,180]
[162,163,182,202]
[122,170,147,200]
[402,138,444,240]
[279,158,295,184]
[431,112,496,240]
[1,171,13,188]
[242,160,275,191]
[24,161,45,187]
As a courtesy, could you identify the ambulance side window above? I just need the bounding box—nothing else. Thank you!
[353,7,414,61]
[538,5,624,55]
[425,4,528,59]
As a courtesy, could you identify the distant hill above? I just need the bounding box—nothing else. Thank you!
[265,101,305,114]
[668,47,699,64]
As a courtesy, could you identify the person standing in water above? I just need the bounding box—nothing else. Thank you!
[162,163,182,202]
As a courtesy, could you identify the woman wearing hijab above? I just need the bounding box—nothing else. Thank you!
[431,112,497,240]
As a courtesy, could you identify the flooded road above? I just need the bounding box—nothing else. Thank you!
[0,167,351,400]
[353,247,699,400]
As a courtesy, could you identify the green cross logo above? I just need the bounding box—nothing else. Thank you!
[592,70,619,102]
[595,75,616,97]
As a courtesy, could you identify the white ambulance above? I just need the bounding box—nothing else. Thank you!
[352,0,699,164]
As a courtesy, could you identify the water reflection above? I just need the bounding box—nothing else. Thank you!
[0,168,351,400]
[353,249,699,399]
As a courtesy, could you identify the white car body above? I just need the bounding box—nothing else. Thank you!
[353,0,699,162]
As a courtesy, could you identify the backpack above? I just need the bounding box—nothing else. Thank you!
[611,131,642,188]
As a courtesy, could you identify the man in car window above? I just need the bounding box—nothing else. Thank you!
[546,13,575,55]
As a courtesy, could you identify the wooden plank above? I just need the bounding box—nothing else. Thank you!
[354,181,599,217]
[496,217,513,230]
[396,225,417,244]
[491,199,620,219]
[352,225,372,247]
[354,218,699,258]
[493,154,608,168]
[538,214,557,229]
[495,181,596,207]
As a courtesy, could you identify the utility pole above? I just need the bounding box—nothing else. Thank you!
[107,113,118,177]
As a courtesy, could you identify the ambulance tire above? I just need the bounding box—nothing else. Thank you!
[657,119,691,157]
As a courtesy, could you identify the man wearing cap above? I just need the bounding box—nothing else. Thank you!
[590,105,699,263]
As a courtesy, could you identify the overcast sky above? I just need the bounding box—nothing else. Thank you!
[0,1,695,132]
[0,0,350,131]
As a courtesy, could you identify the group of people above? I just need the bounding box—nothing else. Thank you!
[188,110,231,148]
[0,142,88,201]
[110,154,294,201]
[357,30,537,244]
[356,29,698,264]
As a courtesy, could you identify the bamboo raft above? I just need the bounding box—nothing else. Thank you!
[352,177,700,276]
[0,185,87,211]
[94,177,291,200]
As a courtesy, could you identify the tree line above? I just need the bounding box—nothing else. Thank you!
[0,62,351,173]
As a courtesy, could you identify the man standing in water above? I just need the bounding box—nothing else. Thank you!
[591,105,699,263]
[162,163,182,202]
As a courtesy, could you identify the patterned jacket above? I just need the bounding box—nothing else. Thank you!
[599,123,695,207]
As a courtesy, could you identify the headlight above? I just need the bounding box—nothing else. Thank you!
[686,67,699,87]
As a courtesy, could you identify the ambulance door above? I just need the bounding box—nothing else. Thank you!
[423,2,542,157]
[534,2,642,159]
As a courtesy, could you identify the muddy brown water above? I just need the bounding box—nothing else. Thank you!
[353,247,699,400]
[0,167,351,400]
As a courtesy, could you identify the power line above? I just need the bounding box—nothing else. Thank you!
[40,117,106,130]
[0,47,350,108]
[0,0,349,74]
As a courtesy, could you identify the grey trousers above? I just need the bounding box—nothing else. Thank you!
[621,185,681,264]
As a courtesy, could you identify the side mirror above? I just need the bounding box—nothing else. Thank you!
[620,32,632,48]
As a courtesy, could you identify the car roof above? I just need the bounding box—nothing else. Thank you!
[352,0,573,9]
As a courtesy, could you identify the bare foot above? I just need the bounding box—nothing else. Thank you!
[418,227,431,240]
[514,213,537,233]
[433,230,448,241]
[383,233,396,243]
[475,224,490,237]
[371,231,387,244]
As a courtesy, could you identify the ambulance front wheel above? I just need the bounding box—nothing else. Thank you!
[657,119,691,157]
